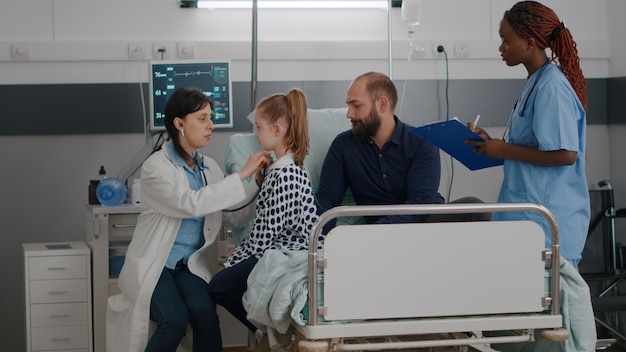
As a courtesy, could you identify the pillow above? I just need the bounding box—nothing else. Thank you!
[244,108,350,191]
[224,108,357,244]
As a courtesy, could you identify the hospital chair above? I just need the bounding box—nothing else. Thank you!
[580,180,626,349]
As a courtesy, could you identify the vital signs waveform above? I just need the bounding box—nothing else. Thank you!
[153,70,213,79]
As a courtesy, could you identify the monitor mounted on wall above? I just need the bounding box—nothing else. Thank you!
[149,59,233,131]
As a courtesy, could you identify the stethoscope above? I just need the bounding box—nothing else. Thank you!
[222,165,268,213]
[502,59,551,141]
[184,129,259,213]
[193,152,263,213]
[194,154,209,186]
[221,161,326,214]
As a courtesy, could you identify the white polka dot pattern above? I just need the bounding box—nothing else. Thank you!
[225,161,319,267]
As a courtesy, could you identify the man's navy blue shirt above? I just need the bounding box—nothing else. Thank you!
[316,116,444,224]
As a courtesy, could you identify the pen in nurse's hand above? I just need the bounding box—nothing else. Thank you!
[472,114,481,131]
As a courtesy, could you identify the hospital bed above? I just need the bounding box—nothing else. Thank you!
[243,201,599,352]
[290,202,567,352]
[223,108,595,352]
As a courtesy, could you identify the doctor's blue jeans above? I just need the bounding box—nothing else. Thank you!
[146,265,221,352]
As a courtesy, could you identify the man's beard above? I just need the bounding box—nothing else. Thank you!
[351,108,381,137]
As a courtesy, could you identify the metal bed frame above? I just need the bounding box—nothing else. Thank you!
[295,202,568,352]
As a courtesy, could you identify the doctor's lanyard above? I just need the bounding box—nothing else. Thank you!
[502,59,551,141]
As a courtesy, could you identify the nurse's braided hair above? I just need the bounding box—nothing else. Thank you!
[504,1,588,111]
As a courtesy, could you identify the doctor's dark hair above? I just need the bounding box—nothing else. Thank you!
[504,1,588,111]
[255,88,309,168]
[164,87,212,158]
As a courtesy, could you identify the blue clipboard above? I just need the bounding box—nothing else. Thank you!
[413,119,504,171]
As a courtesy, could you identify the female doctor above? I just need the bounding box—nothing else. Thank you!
[106,87,272,352]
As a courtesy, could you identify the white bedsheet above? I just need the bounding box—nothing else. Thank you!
[243,249,309,334]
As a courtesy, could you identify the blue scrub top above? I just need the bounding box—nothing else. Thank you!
[493,63,590,262]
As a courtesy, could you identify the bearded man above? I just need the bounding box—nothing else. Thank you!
[316,71,446,226]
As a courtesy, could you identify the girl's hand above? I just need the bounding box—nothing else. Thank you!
[238,151,272,181]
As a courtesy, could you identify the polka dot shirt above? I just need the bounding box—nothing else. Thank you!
[225,154,319,267]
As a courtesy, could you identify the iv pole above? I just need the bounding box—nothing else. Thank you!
[249,0,393,108]
[387,0,393,79]
[119,0,395,181]
[251,0,258,112]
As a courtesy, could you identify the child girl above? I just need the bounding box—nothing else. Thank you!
[207,88,318,349]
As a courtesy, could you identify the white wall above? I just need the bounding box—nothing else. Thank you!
[0,1,621,351]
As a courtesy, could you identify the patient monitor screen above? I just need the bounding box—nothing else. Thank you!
[149,60,233,131]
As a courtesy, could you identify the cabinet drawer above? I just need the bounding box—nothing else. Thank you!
[29,256,87,280]
[31,325,89,350]
[109,213,138,240]
[31,302,87,327]
[30,279,87,304]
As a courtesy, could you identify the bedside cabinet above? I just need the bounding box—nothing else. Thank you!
[85,204,139,352]
[23,241,93,352]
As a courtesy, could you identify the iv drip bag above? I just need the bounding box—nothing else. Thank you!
[402,0,421,28]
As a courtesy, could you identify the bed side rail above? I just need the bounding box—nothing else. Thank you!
[306,202,560,326]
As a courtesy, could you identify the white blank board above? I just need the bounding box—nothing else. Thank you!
[322,220,546,320]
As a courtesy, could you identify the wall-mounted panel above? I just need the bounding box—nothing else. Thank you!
[0,78,610,136]
[607,77,626,125]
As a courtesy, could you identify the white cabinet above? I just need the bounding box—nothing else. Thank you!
[23,241,92,352]
[85,204,139,352]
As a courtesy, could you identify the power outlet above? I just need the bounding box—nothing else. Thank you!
[11,42,29,60]
[409,40,428,59]
[454,41,470,58]
[432,42,449,58]
[128,42,146,60]
[152,42,172,60]
[177,42,195,59]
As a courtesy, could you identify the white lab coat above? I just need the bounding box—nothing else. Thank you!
[106,146,258,352]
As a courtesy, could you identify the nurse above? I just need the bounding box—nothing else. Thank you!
[106,87,272,352]
[466,1,590,269]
